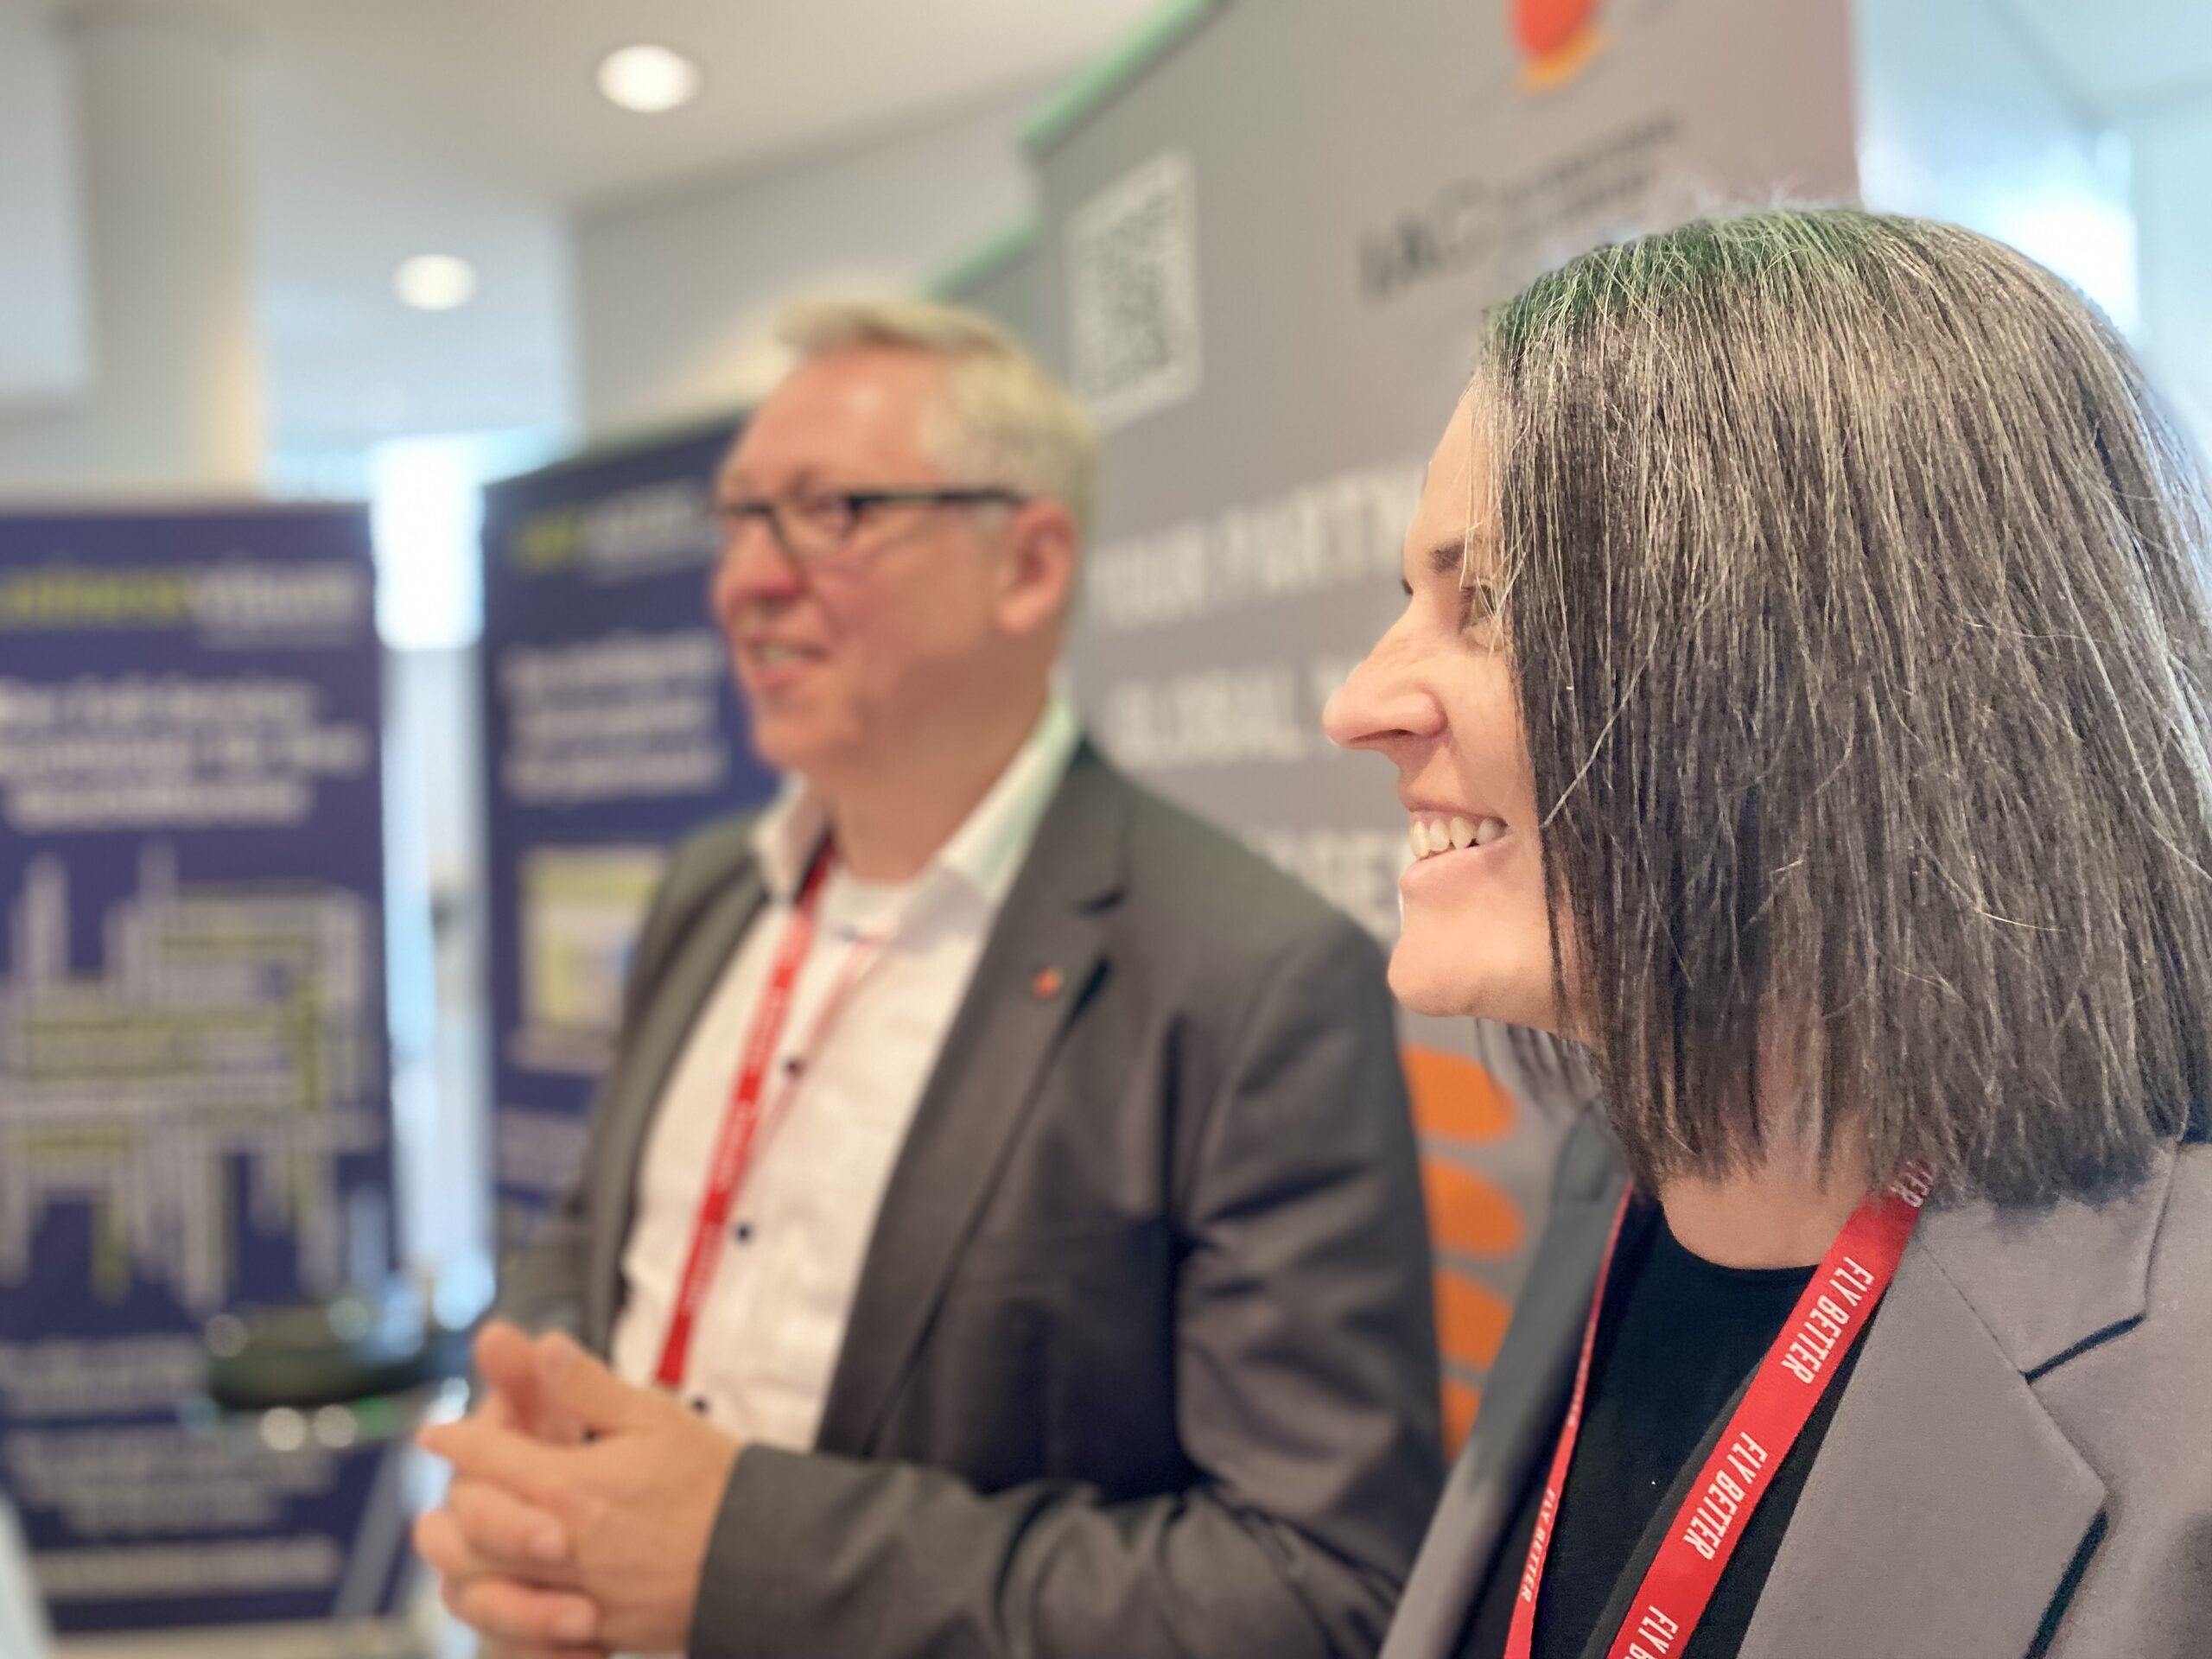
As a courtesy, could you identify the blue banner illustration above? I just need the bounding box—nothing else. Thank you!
[0,504,396,1634]
[480,423,777,1259]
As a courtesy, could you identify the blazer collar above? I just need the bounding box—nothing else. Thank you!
[1379,1109,1626,1659]
[1912,1142,2177,1376]
[1738,1144,2183,1659]
[810,743,1128,1452]
[584,741,1125,1355]
[1385,1120,2183,1659]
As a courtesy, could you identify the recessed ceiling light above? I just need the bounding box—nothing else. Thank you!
[597,43,702,114]
[394,254,476,312]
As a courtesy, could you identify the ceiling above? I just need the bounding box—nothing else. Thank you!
[0,0,2209,474]
[221,0,1160,209]
[0,0,1157,461]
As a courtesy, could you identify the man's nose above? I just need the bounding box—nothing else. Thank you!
[711,515,804,620]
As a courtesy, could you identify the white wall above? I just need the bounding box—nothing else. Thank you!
[1856,0,2138,336]
[1855,0,2212,467]
[249,55,581,460]
[0,4,86,413]
[574,83,1047,439]
[383,643,493,1287]
[2130,106,2212,453]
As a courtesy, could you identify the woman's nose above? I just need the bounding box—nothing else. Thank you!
[1323,626,1442,756]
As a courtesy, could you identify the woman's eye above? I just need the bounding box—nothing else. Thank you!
[1460,578,1503,627]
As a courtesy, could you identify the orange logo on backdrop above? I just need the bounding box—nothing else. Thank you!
[1403,1046,1527,1453]
[1513,0,1608,91]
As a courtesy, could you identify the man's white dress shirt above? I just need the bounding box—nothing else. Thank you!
[608,697,1080,1450]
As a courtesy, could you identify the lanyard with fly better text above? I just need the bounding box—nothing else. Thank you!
[652,839,889,1390]
[1504,1163,1931,1659]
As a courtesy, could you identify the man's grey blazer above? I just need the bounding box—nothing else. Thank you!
[1380,1110,2212,1659]
[497,743,1446,1659]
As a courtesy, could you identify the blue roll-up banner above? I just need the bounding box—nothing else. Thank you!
[0,505,398,1635]
[480,423,778,1259]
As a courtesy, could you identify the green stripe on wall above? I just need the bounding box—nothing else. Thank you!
[1020,0,1227,159]
[924,213,1042,302]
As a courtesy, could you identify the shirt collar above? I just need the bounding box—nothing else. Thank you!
[749,693,1081,910]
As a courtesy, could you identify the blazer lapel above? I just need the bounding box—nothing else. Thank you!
[584,865,769,1351]
[811,747,1126,1455]
[1739,1152,2179,1659]
[1382,1111,1629,1659]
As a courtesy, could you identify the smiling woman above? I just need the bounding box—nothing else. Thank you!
[1324,404,1553,1033]
[1342,207,2212,1659]
[1336,207,2212,1206]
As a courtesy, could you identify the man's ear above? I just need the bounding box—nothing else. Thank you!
[995,499,1080,638]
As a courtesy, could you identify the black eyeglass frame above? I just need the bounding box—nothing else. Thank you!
[715,486,1029,563]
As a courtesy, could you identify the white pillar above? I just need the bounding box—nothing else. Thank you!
[54,0,262,495]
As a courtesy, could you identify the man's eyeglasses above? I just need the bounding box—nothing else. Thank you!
[715,486,1027,565]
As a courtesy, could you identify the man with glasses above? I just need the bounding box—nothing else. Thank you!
[414,298,1440,1659]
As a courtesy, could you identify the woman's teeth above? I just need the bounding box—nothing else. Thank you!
[1408,814,1507,860]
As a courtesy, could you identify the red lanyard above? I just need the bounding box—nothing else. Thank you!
[653,842,883,1390]
[1505,1165,1931,1659]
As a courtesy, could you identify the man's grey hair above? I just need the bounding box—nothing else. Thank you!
[778,296,1100,537]
[1476,207,2212,1205]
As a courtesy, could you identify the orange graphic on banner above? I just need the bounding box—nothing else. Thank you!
[1404,1045,1527,1452]
[1514,0,1608,91]
[1435,1268,1514,1370]
[1443,1378,1483,1454]
[1423,1157,1525,1259]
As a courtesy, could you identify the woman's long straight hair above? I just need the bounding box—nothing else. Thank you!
[1478,208,2212,1204]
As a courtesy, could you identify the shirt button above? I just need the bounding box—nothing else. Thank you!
[783,1055,804,1077]
[734,1222,753,1243]
[690,1396,710,1415]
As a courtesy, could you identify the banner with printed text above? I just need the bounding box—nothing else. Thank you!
[480,424,779,1262]
[1022,0,1859,1448]
[0,505,397,1634]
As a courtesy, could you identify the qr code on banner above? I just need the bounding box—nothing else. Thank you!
[1067,151,1202,432]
